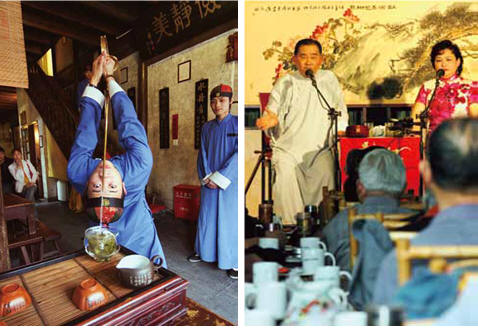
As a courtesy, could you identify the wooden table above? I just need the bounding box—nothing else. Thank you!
[171,298,233,326]
[0,193,39,270]
[0,249,189,325]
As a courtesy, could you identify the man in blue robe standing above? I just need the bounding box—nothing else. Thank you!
[188,84,238,279]
[68,53,166,266]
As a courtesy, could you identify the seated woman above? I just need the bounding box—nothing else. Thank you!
[411,40,476,132]
[8,148,38,201]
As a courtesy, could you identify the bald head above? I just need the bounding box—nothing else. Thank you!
[427,118,478,193]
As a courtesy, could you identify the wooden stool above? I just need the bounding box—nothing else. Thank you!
[36,220,62,259]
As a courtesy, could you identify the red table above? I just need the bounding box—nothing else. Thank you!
[0,249,188,326]
[339,137,420,196]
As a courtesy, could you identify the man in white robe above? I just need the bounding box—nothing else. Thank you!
[257,38,348,224]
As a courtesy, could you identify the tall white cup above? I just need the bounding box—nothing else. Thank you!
[300,237,327,251]
[245,281,287,320]
[314,265,352,291]
[301,247,335,275]
[253,262,279,285]
[258,237,279,250]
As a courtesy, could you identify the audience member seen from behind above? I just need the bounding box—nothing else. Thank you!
[343,146,384,202]
[0,146,14,194]
[374,118,478,304]
[322,148,417,272]
[411,40,477,132]
[8,148,38,201]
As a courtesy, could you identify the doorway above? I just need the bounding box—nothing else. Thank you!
[20,122,43,199]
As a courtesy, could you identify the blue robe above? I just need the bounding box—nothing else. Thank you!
[195,114,238,270]
[67,86,166,267]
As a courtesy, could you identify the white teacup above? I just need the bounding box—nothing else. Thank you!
[300,237,327,251]
[314,266,352,291]
[245,309,275,326]
[334,311,368,326]
[253,262,278,285]
[301,247,335,275]
[258,237,279,250]
[245,281,287,320]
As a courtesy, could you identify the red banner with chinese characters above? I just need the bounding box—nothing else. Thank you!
[339,137,420,196]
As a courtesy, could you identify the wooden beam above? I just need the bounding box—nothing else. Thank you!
[25,42,45,56]
[82,1,140,24]
[23,26,57,46]
[23,2,124,36]
[0,94,17,102]
[22,7,100,46]
[0,86,17,93]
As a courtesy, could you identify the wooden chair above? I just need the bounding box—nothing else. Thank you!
[8,230,44,266]
[382,213,417,230]
[348,210,418,267]
[7,219,62,267]
[396,238,478,286]
[347,207,384,267]
[36,220,62,259]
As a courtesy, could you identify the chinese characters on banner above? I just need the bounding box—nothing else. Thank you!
[137,1,238,60]
[159,87,170,149]
[251,3,396,12]
[195,79,208,149]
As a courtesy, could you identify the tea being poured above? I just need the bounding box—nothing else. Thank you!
[84,226,119,262]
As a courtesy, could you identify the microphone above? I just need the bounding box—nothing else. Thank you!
[305,69,317,86]
[436,69,445,79]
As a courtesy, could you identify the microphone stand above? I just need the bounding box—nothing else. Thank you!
[308,74,342,191]
[416,76,440,195]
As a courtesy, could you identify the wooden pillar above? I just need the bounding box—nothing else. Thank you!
[138,61,148,133]
[0,172,11,271]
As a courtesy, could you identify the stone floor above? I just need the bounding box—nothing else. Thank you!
[32,201,237,324]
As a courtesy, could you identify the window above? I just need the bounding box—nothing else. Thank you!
[37,49,54,77]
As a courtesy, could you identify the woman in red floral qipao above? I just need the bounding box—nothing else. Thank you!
[411,40,477,132]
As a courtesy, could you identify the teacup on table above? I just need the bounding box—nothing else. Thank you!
[301,247,335,275]
[0,283,31,316]
[245,281,287,320]
[314,266,352,291]
[258,237,279,250]
[300,237,327,251]
[253,262,279,285]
